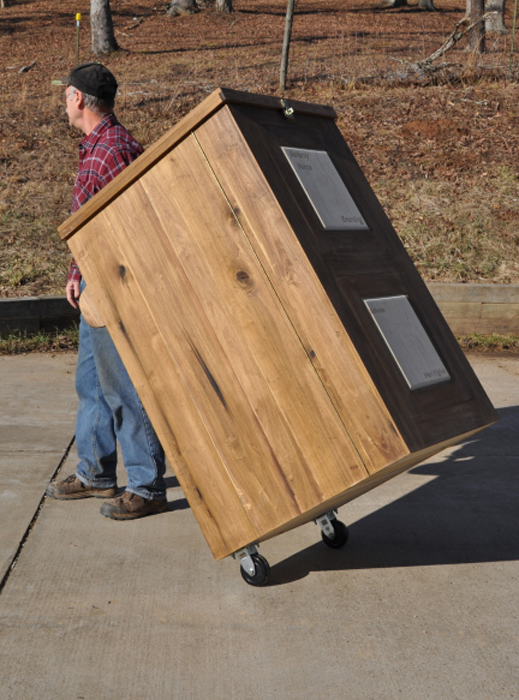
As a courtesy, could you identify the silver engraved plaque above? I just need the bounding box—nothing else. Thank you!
[282,147,369,230]
[364,295,450,391]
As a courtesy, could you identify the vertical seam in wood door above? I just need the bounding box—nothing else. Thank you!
[191,130,367,472]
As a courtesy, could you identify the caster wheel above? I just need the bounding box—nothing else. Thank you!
[240,553,270,587]
[321,520,349,549]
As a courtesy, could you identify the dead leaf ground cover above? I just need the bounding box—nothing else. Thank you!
[1,0,518,298]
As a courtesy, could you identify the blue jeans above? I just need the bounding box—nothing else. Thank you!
[75,308,166,501]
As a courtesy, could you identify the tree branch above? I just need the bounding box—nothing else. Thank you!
[412,12,494,69]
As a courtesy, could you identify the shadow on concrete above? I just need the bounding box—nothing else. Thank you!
[167,497,190,513]
[270,406,519,586]
[164,475,180,490]
[165,475,189,512]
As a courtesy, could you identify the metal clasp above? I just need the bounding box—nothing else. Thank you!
[280,98,295,120]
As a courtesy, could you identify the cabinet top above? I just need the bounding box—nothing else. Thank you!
[58,87,336,241]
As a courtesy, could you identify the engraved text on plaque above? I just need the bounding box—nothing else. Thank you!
[282,147,369,231]
[364,295,450,391]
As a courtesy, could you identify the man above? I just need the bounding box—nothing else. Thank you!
[47,63,167,520]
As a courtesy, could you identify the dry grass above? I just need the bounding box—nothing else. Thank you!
[391,166,519,282]
[457,332,519,352]
[0,326,79,355]
[0,0,518,297]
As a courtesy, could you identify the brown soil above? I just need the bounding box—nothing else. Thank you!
[1,0,518,297]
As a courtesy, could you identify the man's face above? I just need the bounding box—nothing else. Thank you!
[65,85,81,128]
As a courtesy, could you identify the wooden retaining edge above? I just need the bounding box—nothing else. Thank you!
[0,284,517,338]
[427,283,519,336]
[0,296,79,337]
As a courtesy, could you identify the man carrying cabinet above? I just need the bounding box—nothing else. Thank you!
[47,63,168,520]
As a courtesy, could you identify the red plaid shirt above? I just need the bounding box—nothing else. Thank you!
[67,113,143,282]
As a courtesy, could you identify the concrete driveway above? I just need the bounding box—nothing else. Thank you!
[0,351,518,699]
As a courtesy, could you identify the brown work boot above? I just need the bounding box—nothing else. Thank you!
[100,491,168,520]
[46,474,117,500]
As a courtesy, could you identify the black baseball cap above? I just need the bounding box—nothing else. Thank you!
[52,63,118,100]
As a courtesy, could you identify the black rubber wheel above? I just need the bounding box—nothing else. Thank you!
[321,519,349,549]
[240,553,270,587]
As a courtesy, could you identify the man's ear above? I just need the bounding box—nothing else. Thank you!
[75,89,85,109]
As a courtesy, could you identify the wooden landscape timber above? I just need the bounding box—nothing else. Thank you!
[428,283,519,335]
[58,88,498,562]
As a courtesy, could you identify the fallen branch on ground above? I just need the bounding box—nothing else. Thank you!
[388,12,495,76]
[412,12,494,70]
[18,60,36,74]
[342,13,498,87]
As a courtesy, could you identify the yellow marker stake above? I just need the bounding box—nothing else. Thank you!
[76,13,82,66]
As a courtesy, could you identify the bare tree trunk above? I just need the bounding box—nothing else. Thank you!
[468,0,507,32]
[166,0,199,15]
[0,0,10,8]
[468,0,486,51]
[216,0,233,12]
[90,0,118,54]
[280,0,295,91]
[485,0,507,32]
[418,0,436,10]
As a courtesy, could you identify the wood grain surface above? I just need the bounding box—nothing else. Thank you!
[78,286,105,328]
[63,89,498,560]
[220,102,498,449]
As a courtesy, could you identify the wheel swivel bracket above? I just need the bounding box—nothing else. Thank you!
[315,510,338,539]
[232,543,260,577]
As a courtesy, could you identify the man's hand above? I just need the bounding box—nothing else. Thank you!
[66,279,81,309]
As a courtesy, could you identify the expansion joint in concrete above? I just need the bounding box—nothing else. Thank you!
[0,434,76,595]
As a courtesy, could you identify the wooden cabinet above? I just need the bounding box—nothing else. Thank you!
[59,88,498,561]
